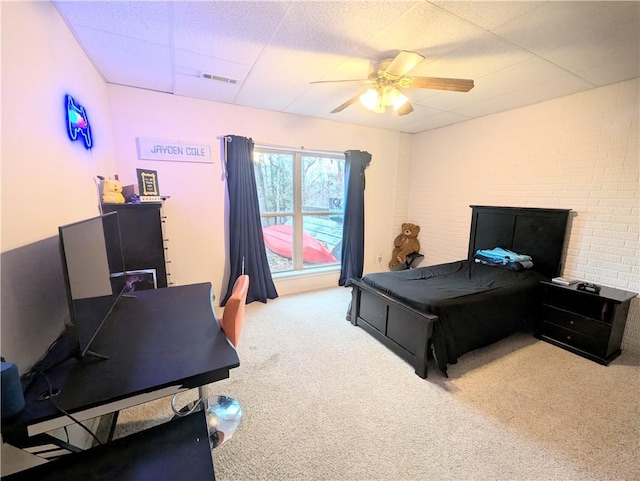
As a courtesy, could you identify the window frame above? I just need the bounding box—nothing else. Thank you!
[254,145,345,274]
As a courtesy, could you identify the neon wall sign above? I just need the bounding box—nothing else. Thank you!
[65,94,93,149]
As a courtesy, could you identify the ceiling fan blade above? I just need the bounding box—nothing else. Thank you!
[406,77,474,92]
[330,93,362,114]
[309,79,372,84]
[396,101,414,116]
[384,51,425,78]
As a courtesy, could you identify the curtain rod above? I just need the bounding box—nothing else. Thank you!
[217,136,342,157]
[254,142,342,157]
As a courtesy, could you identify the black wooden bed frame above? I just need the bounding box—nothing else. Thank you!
[349,205,571,379]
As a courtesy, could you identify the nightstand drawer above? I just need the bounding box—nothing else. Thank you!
[539,321,606,358]
[542,305,610,339]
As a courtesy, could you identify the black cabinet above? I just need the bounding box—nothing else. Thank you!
[101,203,168,288]
[536,281,637,364]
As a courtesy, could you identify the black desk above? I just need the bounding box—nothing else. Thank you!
[3,282,239,449]
[3,410,215,480]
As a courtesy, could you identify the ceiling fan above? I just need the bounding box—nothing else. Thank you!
[310,51,474,116]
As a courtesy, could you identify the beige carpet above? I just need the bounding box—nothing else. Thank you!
[114,287,640,481]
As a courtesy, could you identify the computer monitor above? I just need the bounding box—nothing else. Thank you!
[58,212,127,359]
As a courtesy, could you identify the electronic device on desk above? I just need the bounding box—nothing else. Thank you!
[577,282,601,294]
[122,184,169,204]
[58,211,127,361]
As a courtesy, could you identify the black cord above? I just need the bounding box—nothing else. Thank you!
[38,370,103,446]
[20,330,73,392]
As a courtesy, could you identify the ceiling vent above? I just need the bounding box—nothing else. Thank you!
[201,73,238,84]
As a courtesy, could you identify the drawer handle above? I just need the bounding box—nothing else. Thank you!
[569,320,574,325]
[566,335,572,340]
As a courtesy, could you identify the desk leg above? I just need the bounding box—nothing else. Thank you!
[21,433,83,461]
[106,411,120,442]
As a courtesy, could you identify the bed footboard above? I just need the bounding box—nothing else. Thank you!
[349,279,438,379]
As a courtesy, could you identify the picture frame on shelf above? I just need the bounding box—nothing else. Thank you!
[136,168,160,196]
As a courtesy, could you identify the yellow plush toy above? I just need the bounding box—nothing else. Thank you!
[389,222,421,269]
[102,178,125,204]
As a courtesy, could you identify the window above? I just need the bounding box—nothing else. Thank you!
[253,147,345,274]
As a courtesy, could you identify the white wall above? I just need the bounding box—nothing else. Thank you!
[409,79,640,354]
[1,1,118,372]
[1,1,117,251]
[106,85,405,304]
[109,85,402,299]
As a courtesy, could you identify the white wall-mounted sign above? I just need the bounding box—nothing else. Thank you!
[136,137,212,163]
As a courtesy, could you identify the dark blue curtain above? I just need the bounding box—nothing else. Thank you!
[221,135,278,306]
[339,150,372,287]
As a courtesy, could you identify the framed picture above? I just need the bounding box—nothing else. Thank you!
[136,168,160,196]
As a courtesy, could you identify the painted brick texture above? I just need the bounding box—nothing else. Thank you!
[408,79,639,354]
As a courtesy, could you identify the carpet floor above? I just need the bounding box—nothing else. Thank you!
[113,287,640,481]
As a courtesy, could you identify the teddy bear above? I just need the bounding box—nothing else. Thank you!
[102,178,125,204]
[388,222,421,269]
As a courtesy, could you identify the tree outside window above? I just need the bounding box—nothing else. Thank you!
[253,148,345,273]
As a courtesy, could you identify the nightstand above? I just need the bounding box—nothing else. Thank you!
[536,281,637,365]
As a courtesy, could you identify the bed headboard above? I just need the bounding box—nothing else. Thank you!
[467,205,571,279]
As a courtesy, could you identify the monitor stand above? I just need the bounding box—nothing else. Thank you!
[78,294,138,362]
[83,350,110,361]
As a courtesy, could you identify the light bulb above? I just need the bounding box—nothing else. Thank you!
[392,92,409,111]
[359,89,385,113]
[382,87,409,111]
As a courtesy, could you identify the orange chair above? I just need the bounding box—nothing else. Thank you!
[171,275,249,449]
[220,274,250,347]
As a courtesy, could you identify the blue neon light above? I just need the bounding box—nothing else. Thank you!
[65,94,93,149]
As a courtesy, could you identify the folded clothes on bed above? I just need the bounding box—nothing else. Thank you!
[474,256,534,271]
[475,247,532,264]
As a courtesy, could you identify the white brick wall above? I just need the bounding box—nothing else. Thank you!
[408,78,640,354]
[391,133,414,250]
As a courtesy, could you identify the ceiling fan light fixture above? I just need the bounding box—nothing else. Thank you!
[389,89,409,111]
[313,50,475,116]
[359,88,385,113]
[360,86,408,114]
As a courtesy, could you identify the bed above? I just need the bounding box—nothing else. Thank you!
[349,205,571,378]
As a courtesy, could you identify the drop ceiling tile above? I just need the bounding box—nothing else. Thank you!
[323,106,391,126]
[173,74,241,104]
[432,1,546,31]
[541,17,640,84]
[173,49,251,83]
[398,110,473,133]
[172,2,288,65]
[286,82,364,118]
[310,57,375,84]
[275,1,416,57]
[411,31,531,79]
[574,58,640,87]
[236,48,349,111]
[335,110,412,131]
[52,0,640,134]
[493,1,639,56]
[406,32,534,105]
[364,2,486,60]
[453,74,594,118]
[476,56,590,93]
[73,26,172,92]
[54,1,171,44]
[417,55,568,111]
[415,88,480,112]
